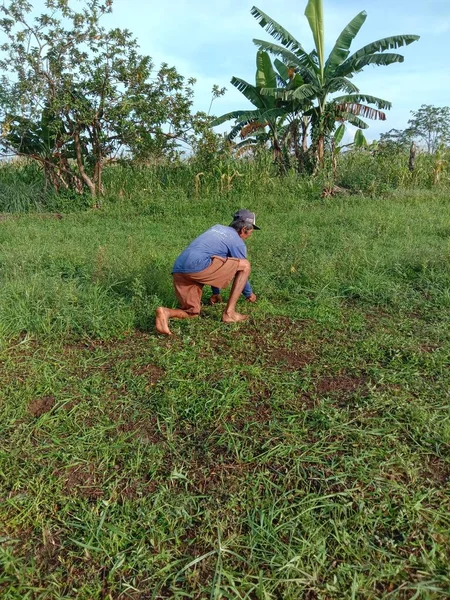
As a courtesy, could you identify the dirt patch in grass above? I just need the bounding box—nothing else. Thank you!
[362,307,393,322]
[0,524,65,583]
[115,414,164,445]
[315,373,367,400]
[192,457,254,494]
[63,330,153,357]
[132,363,165,383]
[35,530,62,570]
[114,477,158,502]
[28,396,55,417]
[268,346,314,370]
[168,425,257,495]
[243,400,273,424]
[421,456,450,485]
[58,463,104,500]
[62,335,166,386]
[230,316,318,371]
[61,398,81,412]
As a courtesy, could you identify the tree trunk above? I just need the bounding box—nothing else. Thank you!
[317,135,325,169]
[301,119,309,154]
[290,120,302,173]
[272,134,286,174]
[331,142,337,181]
[92,123,104,202]
[409,142,417,172]
[74,130,96,197]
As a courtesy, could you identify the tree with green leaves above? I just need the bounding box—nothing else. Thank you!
[379,128,415,150]
[251,0,419,168]
[0,0,201,199]
[407,104,450,153]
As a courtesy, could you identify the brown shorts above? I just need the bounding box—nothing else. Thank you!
[172,256,240,315]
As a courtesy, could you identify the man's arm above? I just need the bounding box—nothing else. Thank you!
[210,280,253,299]
[242,280,253,298]
[210,285,253,303]
[227,238,254,298]
[209,286,223,305]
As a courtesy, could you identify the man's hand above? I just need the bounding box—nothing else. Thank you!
[209,294,223,305]
[246,293,257,303]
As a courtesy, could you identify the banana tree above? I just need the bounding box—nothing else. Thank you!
[251,0,419,168]
[211,50,307,168]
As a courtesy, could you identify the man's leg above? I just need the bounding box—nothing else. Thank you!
[222,259,251,324]
[156,275,202,335]
[155,307,198,335]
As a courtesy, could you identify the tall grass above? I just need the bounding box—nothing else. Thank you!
[337,150,443,194]
[1,147,449,214]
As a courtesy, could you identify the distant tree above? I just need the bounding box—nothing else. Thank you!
[379,128,414,150]
[407,104,450,153]
[0,0,201,200]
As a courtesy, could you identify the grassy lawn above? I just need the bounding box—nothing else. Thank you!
[1,190,449,599]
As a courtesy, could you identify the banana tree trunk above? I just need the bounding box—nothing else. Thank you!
[317,134,325,168]
[301,118,309,153]
[270,125,287,174]
[314,101,326,171]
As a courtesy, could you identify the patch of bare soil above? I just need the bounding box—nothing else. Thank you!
[190,455,255,495]
[374,572,431,599]
[0,524,65,586]
[166,425,256,495]
[35,530,62,570]
[36,213,63,220]
[268,346,314,370]
[114,478,158,502]
[63,334,166,385]
[115,414,164,445]
[421,456,450,485]
[115,587,154,600]
[0,213,19,222]
[63,329,152,355]
[61,399,81,412]
[231,316,317,371]
[58,463,104,500]
[132,364,165,383]
[315,373,367,400]
[28,396,55,417]
[1,339,39,385]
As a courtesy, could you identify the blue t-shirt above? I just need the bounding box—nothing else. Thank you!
[172,224,253,297]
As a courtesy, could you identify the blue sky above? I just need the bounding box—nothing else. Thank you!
[26,0,450,140]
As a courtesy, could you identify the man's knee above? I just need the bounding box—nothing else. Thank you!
[237,259,251,274]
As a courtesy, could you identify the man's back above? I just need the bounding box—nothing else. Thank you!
[173,225,247,274]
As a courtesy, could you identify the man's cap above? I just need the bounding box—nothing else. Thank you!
[232,209,261,230]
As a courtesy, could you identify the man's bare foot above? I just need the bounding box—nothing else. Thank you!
[155,307,172,335]
[222,310,249,324]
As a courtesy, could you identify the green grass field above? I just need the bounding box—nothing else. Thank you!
[1,189,449,599]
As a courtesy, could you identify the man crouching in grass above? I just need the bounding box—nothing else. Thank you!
[155,209,259,335]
